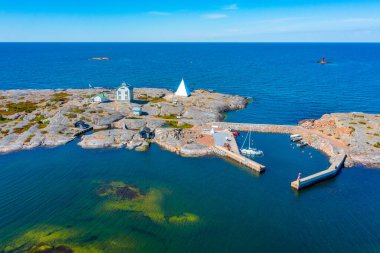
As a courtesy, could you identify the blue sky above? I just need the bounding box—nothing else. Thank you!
[0,0,379,42]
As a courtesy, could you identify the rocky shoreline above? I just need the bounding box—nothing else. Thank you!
[0,88,247,154]
[0,88,379,168]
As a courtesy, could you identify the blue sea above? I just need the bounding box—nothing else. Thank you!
[0,43,380,252]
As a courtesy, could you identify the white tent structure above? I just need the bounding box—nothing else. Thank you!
[175,78,191,97]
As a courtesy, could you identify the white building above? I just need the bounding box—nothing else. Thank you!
[92,93,109,103]
[175,78,190,97]
[116,82,133,102]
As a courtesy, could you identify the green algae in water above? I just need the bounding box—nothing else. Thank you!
[168,213,200,224]
[3,225,134,253]
[3,225,78,252]
[103,187,166,223]
[98,181,200,224]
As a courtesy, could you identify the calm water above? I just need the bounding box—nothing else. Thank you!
[1,43,380,252]
[0,43,379,124]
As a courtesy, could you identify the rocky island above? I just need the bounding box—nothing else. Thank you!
[0,86,379,169]
[0,87,247,156]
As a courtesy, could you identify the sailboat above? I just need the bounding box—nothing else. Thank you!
[240,129,264,157]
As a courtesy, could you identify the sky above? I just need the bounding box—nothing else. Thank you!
[0,0,379,42]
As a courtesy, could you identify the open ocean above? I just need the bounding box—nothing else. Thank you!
[0,43,380,252]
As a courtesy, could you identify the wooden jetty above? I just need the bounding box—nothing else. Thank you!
[291,153,347,190]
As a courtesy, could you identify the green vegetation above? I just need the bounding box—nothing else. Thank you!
[138,94,166,103]
[354,114,365,118]
[157,114,178,119]
[64,113,77,119]
[51,92,71,102]
[13,123,33,134]
[150,97,166,103]
[358,121,366,125]
[31,114,50,129]
[24,134,35,143]
[374,142,380,148]
[0,115,12,123]
[349,126,356,132]
[0,101,38,115]
[69,108,85,114]
[165,120,193,129]
[37,120,50,129]
[1,129,9,135]
[349,122,357,125]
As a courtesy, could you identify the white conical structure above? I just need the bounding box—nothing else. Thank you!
[175,78,191,97]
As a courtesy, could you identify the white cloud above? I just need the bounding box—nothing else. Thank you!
[202,13,228,19]
[223,4,239,11]
[147,11,171,16]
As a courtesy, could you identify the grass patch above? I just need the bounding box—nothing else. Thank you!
[1,129,9,135]
[374,142,380,148]
[165,120,193,129]
[24,134,35,143]
[69,108,85,114]
[150,97,166,103]
[64,113,77,119]
[0,115,12,123]
[0,101,38,115]
[51,92,71,102]
[358,121,366,125]
[13,123,33,134]
[157,114,178,119]
[138,94,166,103]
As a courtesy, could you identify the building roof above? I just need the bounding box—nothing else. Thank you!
[95,93,108,99]
[175,78,190,97]
[117,81,132,90]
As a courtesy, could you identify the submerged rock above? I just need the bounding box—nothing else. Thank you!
[96,181,142,200]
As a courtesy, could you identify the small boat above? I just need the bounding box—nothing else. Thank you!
[290,134,303,142]
[232,132,239,137]
[240,128,264,157]
[241,148,264,156]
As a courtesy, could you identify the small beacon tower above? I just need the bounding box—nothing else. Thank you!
[175,78,191,97]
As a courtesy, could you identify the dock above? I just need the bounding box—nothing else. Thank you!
[291,153,347,190]
[211,129,265,173]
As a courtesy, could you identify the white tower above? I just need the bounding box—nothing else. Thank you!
[175,78,190,97]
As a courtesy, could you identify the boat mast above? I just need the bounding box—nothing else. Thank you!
[241,130,249,149]
[248,128,251,149]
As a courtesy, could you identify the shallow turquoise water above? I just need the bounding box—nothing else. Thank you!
[1,134,380,252]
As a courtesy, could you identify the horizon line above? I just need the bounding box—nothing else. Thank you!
[1,41,380,43]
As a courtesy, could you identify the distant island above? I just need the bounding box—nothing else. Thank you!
[0,82,379,170]
[88,57,111,61]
